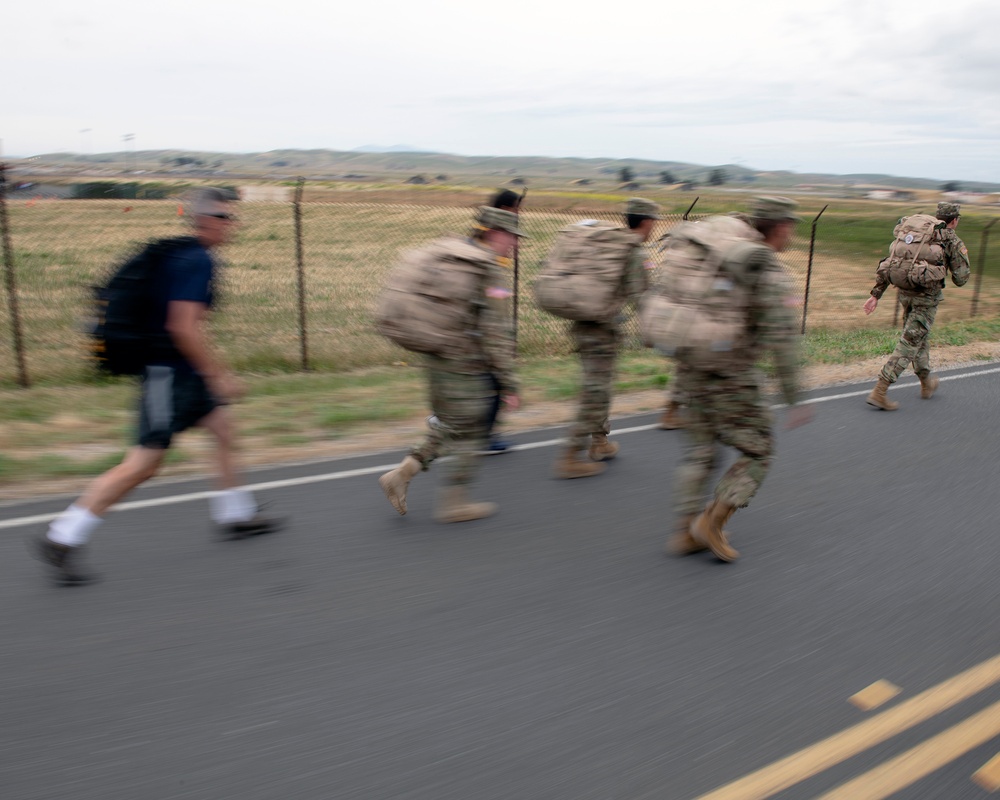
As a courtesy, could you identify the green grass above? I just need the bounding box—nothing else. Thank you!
[0,448,190,481]
[804,316,1000,362]
[2,319,1000,486]
[317,402,415,428]
[803,327,901,363]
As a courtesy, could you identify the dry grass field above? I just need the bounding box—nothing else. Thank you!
[1,195,999,488]
[2,198,999,386]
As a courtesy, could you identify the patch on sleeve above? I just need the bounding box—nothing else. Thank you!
[960,245,968,255]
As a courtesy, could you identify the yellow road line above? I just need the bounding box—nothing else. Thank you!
[973,752,1000,792]
[817,699,1000,798]
[694,653,1000,800]
[849,680,901,712]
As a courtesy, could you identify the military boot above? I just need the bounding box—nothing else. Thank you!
[666,515,708,557]
[658,402,684,430]
[690,500,740,562]
[434,486,497,523]
[918,372,940,399]
[866,377,899,411]
[588,433,620,461]
[378,455,421,515]
[553,447,607,479]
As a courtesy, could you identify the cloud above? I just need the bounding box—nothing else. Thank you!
[4,0,999,181]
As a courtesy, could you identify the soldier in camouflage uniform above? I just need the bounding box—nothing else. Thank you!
[658,374,687,430]
[669,197,812,562]
[864,202,971,410]
[378,207,522,523]
[554,198,659,479]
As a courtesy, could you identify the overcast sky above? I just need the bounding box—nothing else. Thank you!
[5,0,999,182]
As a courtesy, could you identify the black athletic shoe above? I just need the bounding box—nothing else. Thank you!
[479,437,511,455]
[217,512,286,541]
[30,533,97,586]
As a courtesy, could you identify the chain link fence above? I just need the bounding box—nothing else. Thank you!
[1,187,998,386]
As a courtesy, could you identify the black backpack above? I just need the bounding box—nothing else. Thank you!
[89,236,196,375]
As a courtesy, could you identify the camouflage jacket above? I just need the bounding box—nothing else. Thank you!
[870,226,971,300]
[623,245,650,303]
[745,246,801,406]
[474,243,518,394]
[602,245,649,331]
[679,244,801,406]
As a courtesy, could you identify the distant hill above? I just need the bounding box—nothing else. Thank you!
[13,148,1000,193]
[352,144,436,153]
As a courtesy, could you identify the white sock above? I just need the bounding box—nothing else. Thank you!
[210,488,257,524]
[48,504,102,547]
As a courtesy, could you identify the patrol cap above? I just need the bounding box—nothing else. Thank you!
[750,196,801,222]
[936,201,961,219]
[625,197,663,219]
[476,206,528,237]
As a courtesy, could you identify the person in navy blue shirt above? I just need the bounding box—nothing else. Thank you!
[33,189,283,585]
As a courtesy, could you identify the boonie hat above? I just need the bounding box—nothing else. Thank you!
[476,206,528,237]
[625,197,663,219]
[750,196,801,222]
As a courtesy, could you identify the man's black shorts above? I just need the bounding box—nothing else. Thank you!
[137,366,219,449]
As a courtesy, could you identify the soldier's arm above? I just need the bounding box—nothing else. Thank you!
[870,269,890,299]
[480,264,518,395]
[942,230,971,287]
[749,249,802,407]
[621,245,649,303]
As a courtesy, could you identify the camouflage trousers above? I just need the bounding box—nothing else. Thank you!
[570,321,617,450]
[410,356,493,486]
[673,369,774,517]
[664,361,690,406]
[880,293,939,384]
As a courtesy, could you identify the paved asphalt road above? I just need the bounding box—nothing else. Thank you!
[2,365,998,800]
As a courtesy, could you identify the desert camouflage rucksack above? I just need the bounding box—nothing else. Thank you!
[639,215,766,370]
[375,235,495,358]
[876,214,948,292]
[532,220,640,323]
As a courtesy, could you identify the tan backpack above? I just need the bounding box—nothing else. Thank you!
[876,214,947,291]
[532,220,640,323]
[639,215,766,370]
[375,235,494,358]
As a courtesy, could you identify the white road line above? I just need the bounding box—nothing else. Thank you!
[793,366,1000,407]
[3,365,999,532]
[0,466,402,531]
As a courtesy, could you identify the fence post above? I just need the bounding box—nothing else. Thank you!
[293,176,309,371]
[512,240,520,349]
[800,205,828,334]
[0,163,30,387]
[682,196,700,220]
[511,188,527,350]
[971,218,998,317]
